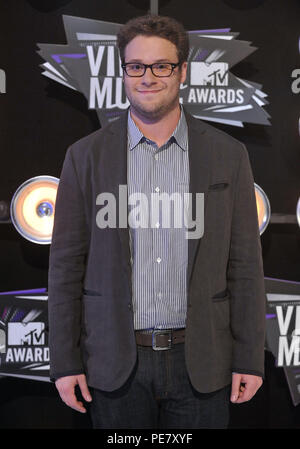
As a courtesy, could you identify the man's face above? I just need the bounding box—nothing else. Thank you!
[123,35,187,121]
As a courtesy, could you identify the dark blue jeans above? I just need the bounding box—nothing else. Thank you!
[89,343,230,429]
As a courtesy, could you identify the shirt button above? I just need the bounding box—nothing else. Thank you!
[155,186,160,192]
[156,257,162,263]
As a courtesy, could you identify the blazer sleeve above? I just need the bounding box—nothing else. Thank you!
[227,145,266,378]
[48,146,89,381]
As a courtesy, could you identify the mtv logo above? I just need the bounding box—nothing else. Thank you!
[190,62,229,86]
[8,322,45,346]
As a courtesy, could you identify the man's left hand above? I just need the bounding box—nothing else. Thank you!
[230,373,263,404]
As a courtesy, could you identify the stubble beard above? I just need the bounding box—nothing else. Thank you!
[130,95,179,122]
[125,78,182,122]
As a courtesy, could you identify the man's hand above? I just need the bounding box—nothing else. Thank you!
[55,374,92,413]
[230,373,263,404]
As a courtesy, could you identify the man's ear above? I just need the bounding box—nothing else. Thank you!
[180,61,188,84]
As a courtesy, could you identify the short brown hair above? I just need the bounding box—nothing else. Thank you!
[117,15,189,65]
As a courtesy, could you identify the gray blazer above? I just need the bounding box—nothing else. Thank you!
[48,109,266,393]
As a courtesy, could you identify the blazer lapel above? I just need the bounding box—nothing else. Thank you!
[101,113,132,293]
[185,113,212,286]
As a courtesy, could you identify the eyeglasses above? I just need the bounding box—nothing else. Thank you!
[122,62,180,77]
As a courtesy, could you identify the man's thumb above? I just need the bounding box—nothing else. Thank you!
[231,373,241,403]
[78,375,92,402]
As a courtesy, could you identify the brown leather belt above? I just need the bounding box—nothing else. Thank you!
[135,328,185,351]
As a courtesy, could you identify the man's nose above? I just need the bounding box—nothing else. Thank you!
[141,66,157,84]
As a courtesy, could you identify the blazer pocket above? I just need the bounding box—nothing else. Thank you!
[208,182,229,191]
[83,288,102,297]
[212,289,229,302]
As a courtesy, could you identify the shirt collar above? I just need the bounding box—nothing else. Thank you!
[127,106,188,152]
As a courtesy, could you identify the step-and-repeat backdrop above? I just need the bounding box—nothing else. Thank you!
[0,0,299,417]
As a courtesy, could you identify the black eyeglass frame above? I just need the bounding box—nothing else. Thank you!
[121,62,181,77]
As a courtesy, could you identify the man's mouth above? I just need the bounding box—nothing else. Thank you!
[137,89,162,94]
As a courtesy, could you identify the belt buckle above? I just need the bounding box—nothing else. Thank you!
[152,329,172,351]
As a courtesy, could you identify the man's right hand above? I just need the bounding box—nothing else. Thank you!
[55,374,92,413]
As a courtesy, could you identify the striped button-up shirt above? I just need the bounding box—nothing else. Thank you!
[127,108,190,331]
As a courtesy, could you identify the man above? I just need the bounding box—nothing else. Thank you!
[48,15,266,429]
